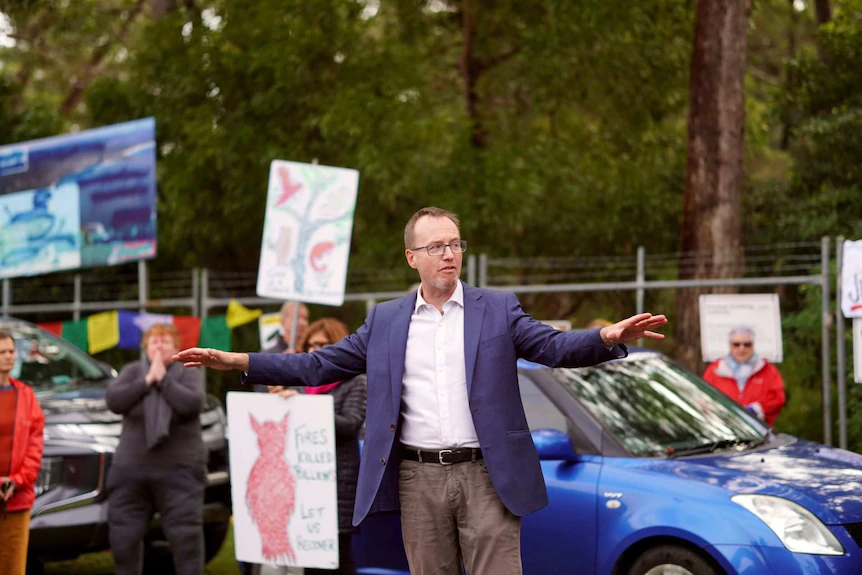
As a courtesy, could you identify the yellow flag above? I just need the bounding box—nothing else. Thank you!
[88,311,120,354]
[226,299,263,329]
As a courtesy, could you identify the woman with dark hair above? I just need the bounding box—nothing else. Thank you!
[106,323,207,575]
[275,318,367,575]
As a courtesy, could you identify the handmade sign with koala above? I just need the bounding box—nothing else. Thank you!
[227,392,339,569]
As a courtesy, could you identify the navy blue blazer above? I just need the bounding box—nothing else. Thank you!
[244,283,626,526]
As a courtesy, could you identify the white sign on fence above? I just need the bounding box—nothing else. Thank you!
[227,392,339,569]
[259,312,283,351]
[842,239,862,318]
[699,294,783,363]
[256,160,359,306]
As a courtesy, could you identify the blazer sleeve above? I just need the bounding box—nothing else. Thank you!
[334,375,367,445]
[105,362,150,415]
[11,389,45,490]
[506,292,626,367]
[244,306,374,389]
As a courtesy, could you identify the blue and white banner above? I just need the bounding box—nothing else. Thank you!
[0,118,157,279]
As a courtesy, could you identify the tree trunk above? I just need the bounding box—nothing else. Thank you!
[460,0,486,149]
[675,0,750,371]
[814,0,832,26]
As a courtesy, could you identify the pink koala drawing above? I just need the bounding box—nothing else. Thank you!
[247,413,297,563]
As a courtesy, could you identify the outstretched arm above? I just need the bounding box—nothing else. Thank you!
[174,305,375,388]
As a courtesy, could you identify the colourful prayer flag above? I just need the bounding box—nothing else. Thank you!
[199,316,231,351]
[226,299,262,329]
[88,311,120,354]
[61,320,89,352]
[38,322,63,338]
[173,316,202,350]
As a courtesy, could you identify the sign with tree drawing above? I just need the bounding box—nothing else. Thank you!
[227,392,339,569]
[256,160,359,305]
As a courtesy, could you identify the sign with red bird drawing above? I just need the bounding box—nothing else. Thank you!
[227,392,339,569]
[256,160,359,306]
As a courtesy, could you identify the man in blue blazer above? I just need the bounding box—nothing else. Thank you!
[177,207,666,575]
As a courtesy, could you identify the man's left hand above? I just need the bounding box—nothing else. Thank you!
[600,313,668,346]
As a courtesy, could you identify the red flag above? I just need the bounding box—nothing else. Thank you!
[172,316,202,351]
[38,322,63,338]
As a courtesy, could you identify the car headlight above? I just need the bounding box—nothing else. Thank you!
[732,494,844,555]
[35,457,64,497]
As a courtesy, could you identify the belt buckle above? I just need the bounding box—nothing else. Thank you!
[438,449,454,465]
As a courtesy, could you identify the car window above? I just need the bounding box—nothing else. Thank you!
[1,322,106,388]
[549,354,766,456]
[518,373,568,433]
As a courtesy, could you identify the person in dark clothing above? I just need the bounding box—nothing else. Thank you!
[275,318,367,575]
[106,323,207,575]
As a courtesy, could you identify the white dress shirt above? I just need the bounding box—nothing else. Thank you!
[400,280,480,449]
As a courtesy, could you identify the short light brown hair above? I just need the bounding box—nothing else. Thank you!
[141,323,180,349]
[0,329,13,345]
[298,318,349,352]
[404,207,460,250]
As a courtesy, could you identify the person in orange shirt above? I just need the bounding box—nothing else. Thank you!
[702,326,786,426]
[0,330,45,575]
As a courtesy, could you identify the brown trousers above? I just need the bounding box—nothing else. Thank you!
[0,509,31,575]
[398,458,522,575]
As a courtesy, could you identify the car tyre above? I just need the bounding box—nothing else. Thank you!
[628,545,720,575]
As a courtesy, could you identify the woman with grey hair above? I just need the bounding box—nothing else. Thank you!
[702,326,786,426]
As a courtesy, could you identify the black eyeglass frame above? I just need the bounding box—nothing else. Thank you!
[408,240,467,257]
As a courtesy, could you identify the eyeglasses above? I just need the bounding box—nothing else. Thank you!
[306,341,329,351]
[731,341,753,348]
[409,240,467,257]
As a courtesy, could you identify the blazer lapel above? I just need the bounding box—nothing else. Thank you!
[463,284,485,398]
[389,294,415,415]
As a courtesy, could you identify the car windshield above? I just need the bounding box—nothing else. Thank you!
[1,321,107,388]
[549,353,767,457]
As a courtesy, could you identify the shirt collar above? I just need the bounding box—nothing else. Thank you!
[415,280,464,313]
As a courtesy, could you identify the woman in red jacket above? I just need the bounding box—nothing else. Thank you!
[702,326,786,426]
[0,330,45,575]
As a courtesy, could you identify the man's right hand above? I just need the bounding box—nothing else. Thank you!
[173,348,250,372]
[268,385,285,394]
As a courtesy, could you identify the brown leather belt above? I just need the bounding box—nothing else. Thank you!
[400,445,483,465]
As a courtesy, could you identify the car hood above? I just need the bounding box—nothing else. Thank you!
[35,385,121,424]
[641,438,862,524]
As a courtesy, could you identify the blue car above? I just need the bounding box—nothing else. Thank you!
[352,350,862,574]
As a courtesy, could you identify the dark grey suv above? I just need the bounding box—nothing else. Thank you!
[0,318,231,573]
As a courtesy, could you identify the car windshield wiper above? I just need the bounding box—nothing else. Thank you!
[742,429,773,450]
[667,430,773,459]
[667,438,745,459]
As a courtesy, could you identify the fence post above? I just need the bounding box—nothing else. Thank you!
[636,246,646,315]
[201,269,210,320]
[479,254,488,288]
[138,259,148,314]
[467,254,477,286]
[822,237,832,446]
[1,279,9,318]
[366,297,375,316]
[836,237,847,449]
[73,274,82,321]
[191,268,200,317]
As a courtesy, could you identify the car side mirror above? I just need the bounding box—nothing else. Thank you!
[532,428,577,461]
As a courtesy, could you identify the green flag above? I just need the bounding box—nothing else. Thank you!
[199,315,231,351]
[61,319,89,352]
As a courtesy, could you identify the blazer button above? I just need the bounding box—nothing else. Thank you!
[381,458,386,465]
[390,424,396,431]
